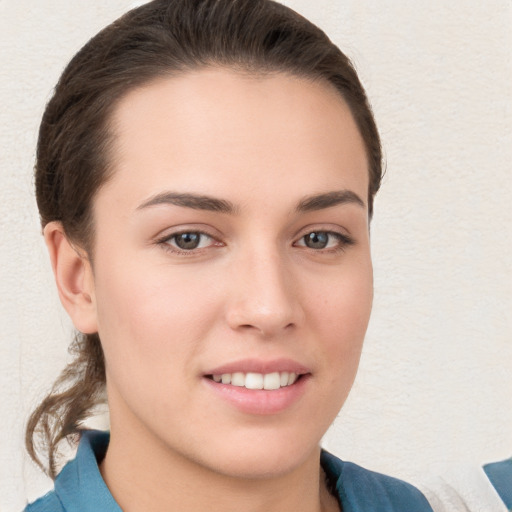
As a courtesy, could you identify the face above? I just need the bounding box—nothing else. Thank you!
[88,68,372,478]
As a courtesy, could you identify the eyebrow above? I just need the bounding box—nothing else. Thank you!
[137,189,365,214]
[137,192,236,213]
[295,190,365,212]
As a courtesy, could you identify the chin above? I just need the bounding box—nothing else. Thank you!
[186,430,322,480]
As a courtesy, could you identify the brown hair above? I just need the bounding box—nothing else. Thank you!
[27,0,383,478]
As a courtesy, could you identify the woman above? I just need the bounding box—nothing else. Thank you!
[22,1,509,511]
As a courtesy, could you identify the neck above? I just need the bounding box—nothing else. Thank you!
[100,420,339,512]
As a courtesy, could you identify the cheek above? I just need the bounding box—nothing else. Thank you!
[92,257,223,374]
[297,258,372,429]
[92,259,227,425]
[313,256,372,326]
[308,257,373,370]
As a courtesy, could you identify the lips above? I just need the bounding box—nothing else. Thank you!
[203,359,311,414]
[205,358,310,377]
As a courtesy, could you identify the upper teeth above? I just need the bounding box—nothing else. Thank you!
[212,371,298,390]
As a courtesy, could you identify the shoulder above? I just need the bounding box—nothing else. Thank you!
[321,451,433,512]
[483,457,512,510]
[23,490,65,512]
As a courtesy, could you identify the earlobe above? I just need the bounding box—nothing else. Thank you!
[44,221,98,334]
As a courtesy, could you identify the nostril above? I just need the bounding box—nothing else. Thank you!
[238,321,295,335]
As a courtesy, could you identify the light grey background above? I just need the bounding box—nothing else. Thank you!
[1,1,511,510]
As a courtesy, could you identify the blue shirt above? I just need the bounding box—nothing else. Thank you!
[483,458,512,511]
[25,430,508,512]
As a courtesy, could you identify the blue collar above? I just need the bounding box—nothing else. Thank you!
[54,431,121,512]
[321,450,433,512]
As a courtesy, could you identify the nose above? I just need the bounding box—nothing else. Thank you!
[225,249,304,338]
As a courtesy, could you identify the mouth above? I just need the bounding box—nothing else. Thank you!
[202,359,311,414]
[205,371,301,390]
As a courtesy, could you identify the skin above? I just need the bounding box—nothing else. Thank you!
[46,68,373,512]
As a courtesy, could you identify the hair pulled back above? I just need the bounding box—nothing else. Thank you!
[28,0,382,478]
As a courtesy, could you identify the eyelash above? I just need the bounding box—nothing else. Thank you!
[294,230,355,254]
[156,230,220,255]
[156,229,355,255]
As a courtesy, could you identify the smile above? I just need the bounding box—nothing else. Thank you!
[203,359,311,414]
[208,371,299,390]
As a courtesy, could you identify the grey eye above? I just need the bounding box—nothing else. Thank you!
[303,232,329,249]
[173,232,202,250]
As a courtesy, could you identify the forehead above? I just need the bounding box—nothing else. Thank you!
[101,67,368,210]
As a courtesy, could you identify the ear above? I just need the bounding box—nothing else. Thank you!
[44,221,98,334]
